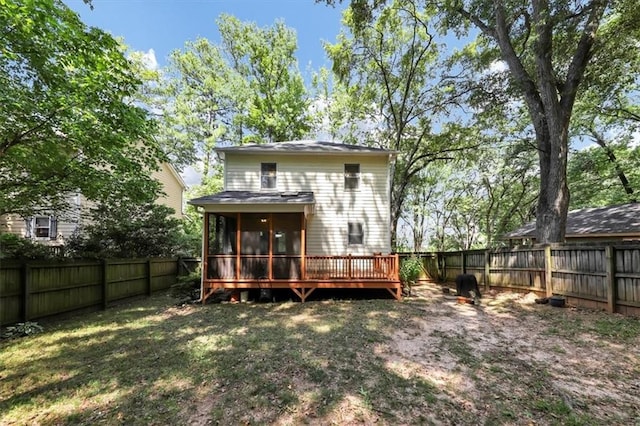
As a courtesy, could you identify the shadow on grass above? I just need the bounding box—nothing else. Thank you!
[3,287,637,424]
[0,294,447,425]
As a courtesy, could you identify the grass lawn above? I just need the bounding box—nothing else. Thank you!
[1,283,640,425]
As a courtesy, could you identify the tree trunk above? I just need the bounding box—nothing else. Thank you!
[483,0,607,243]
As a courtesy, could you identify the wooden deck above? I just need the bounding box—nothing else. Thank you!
[202,254,401,303]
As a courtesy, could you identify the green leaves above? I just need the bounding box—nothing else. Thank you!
[0,0,162,217]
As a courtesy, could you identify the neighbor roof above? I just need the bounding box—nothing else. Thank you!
[215,140,395,155]
[504,203,640,239]
[189,191,315,206]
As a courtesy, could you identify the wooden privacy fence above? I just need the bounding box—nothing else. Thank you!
[399,243,640,316]
[0,257,196,326]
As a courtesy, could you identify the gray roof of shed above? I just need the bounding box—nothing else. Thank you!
[189,191,315,206]
[504,203,640,239]
[216,140,394,155]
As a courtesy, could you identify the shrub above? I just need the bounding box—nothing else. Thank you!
[0,233,58,260]
[65,203,200,258]
[399,256,424,296]
[170,271,201,301]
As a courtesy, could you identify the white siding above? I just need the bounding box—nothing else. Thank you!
[224,153,392,255]
[152,162,185,218]
[0,162,185,244]
[0,193,83,244]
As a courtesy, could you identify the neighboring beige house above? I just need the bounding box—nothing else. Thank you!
[189,140,402,303]
[504,203,640,245]
[0,163,186,246]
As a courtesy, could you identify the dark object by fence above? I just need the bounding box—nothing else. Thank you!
[549,295,566,307]
[455,274,481,298]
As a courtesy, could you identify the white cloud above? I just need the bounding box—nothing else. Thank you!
[141,48,158,70]
[180,165,202,187]
[488,60,508,73]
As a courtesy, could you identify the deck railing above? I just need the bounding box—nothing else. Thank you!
[305,255,398,280]
[206,254,399,281]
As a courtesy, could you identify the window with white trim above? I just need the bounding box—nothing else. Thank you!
[344,164,360,190]
[35,216,50,238]
[261,163,277,189]
[347,222,364,245]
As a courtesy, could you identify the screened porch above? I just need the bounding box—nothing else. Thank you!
[201,212,401,302]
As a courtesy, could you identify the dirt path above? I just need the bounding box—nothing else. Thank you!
[376,282,640,424]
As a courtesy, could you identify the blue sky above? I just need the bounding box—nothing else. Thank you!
[65,0,347,75]
[64,1,349,185]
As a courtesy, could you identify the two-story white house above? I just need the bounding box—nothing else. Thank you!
[189,140,401,302]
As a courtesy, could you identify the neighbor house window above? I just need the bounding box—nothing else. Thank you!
[35,217,50,238]
[261,163,277,189]
[28,216,56,239]
[344,164,360,190]
[347,222,364,245]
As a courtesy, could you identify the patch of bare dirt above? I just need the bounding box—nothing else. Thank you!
[376,282,640,424]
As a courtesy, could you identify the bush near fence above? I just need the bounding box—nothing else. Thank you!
[0,257,200,326]
[398,243,640,317]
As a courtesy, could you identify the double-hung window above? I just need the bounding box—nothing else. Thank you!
[26,216,57,239]
[261,163,277,190]
[344,164,360,190]
[347,222,364,245]
[35,217,50,237]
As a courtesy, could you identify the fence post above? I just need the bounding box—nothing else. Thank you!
[606,245,617,314]
[484,249,490,292]
[101,259,108,310]
[147,258,153,296]
[544,245,553,297]
[461,251,466,274]
[21,262,31,322]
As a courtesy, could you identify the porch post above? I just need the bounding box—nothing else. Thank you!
[268,213,273,280]
[301,214,306,280]
[202,213,209,304]
[236,213,241,280]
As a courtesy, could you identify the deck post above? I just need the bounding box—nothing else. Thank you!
[268,213,273,280]
[202,213,210,304]
[236,213,241,280]
[301,216,306,279]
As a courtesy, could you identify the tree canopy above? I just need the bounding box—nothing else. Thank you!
[324,0,477,247]
[0,0,163,217]
[149,14,312,182]
[322,0,640,245]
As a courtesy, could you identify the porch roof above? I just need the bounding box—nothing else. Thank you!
[189,191,315,207]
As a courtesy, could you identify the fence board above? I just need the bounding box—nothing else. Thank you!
[0,257,185,326]
[404,243,640,316]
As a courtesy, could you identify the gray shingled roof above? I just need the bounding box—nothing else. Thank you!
[189,191,315,206]
[216,140,394,155]
[504,203,640,239]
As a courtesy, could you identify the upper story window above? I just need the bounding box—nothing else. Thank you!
[347,222,364,245]
[261,163,277,189]
[344,164,360,190]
